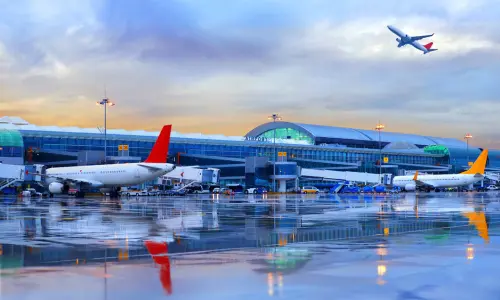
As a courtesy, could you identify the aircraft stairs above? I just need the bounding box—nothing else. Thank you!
[330,182,347,193]
[0,178,20,191]
[175,180,201,191]
[0,163,26,191]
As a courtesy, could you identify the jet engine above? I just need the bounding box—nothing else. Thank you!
[49,182,70,194]
[396,38,401,43]
[404,183,416,191]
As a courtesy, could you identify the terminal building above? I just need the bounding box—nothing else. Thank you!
[1,116,499,190]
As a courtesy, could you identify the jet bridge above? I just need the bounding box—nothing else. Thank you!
[485,172,500,182]
[300,168,392,185]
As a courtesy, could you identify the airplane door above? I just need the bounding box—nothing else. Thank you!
[135,168,140,179]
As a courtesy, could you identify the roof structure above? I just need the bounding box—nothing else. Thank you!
[383,141,420,150]
[246,121,471,149]
[0,116,246,140]
[0,116,475,150]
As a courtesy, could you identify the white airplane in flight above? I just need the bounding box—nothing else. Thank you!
[392,149,488,192]
[41,124,175,198]
[387,25,438,54]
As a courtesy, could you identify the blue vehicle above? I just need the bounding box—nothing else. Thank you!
[362,186,374,193]
[329,181,361,194]
[245,187,268,194]
[389,186,402,193]
[374,185,386,193]
[342,185,360,194]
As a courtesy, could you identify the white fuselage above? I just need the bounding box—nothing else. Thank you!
[387,25,430,53]
[45,163,175,188]
[410,41,428,53]
[393,174,483,190]
[388,25,412,44]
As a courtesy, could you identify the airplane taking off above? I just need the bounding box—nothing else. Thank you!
[387,25,438,54]
[392,149,488,192]
[40,125,176,198]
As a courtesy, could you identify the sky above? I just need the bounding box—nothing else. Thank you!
[0,0,499,147]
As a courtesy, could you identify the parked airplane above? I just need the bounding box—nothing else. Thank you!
[387,25,438,54]
[392,149,488,192]
[41,125,175,198]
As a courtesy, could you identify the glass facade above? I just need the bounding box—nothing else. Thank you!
[0,129,24,160]
[17,129,498,176]
[22,131,156,159]
[258,128,314,144]
[272,163,298,176]
[18,130,452,175]
[0,146,22,158]
[487,150,500,169]
[174,142,446,174]
[0,129,24,147]
[446,147,482,173]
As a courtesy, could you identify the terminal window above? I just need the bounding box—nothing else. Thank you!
[258,128,313,144]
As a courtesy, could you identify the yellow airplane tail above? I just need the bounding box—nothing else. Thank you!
[461,149,488,175]
[463,211,489,243]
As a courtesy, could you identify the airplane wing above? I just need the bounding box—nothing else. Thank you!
[63,177,104,187]
[137,163,167,172]
[414,179,436,188]
[29,172,104,187]
[412,171,436,188]
[411,33,434,41]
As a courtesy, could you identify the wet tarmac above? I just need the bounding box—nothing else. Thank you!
[1,192,500,299]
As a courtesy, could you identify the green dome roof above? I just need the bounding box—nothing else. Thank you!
[0,129,24,147]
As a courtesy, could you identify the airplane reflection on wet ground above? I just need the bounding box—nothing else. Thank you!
[2,192,500,299]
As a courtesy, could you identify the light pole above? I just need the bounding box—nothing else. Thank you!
[464,133,472,167]
[96,98,115,163]
[375,122,385,184]
[268,113,282,192]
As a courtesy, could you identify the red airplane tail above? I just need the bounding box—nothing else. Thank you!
[144,125,172,163]
[423,42,433,50]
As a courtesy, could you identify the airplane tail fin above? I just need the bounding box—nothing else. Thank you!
[413,171,419,181]
[461,149,488,175]
[423,42,438,54]
[144,125,172,163]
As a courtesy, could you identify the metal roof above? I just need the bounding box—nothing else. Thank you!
[0,116,310,145]
[0,116,475,150]
[246,121,470,149]
[294,123,372,141]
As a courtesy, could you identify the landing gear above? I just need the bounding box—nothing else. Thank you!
[75,191,86,198]
[109,187,121,199]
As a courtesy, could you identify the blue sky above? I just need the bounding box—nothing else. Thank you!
[0,0,499,147]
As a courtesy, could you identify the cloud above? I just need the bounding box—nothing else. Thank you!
[283,17,500,62]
